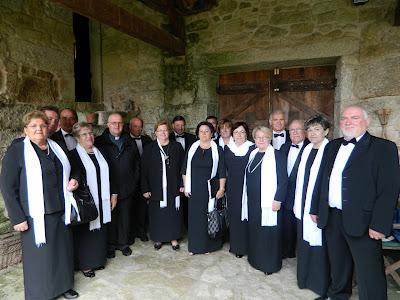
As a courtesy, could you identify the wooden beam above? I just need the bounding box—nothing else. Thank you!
[217,83,268,95]
[224,93,266,120]
[271,79,336,92]
[51,0,185,55]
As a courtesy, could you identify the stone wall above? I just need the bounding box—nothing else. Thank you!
[177,0,400,144]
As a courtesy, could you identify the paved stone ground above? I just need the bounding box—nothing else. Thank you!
[0,239,399,299]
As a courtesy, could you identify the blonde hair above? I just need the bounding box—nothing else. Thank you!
[22,110,49,127]
[252,126,272,141]
[154,120,170,132]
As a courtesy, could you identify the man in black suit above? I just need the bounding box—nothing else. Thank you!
[51,108,78,153]
[129,117,152,242]
[280,119,309,258]
[169,115,197,229]
[269,110,291,150]
[311,105,400,300]
[206,115,219,141]
[40,106,60,136]
[95,112,140,257]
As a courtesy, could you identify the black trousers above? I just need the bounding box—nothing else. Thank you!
[108,196,133,250]
[132,192,148,238]
[326,208,387,300]
[282,208,297,258]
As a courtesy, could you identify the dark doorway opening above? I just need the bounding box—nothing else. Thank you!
[73,13,92,102]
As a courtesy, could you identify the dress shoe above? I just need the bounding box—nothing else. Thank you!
[264,272,273,275]
[122,247,132,256]
[171,244,180,251]
[106,249,115,259]
[154,242,162,250]
[94,266,105,271]
[314,297,328,300]
[63,289,79,299]
[139,234,149,242]
[235,254,243,258]
[82,270,95,278]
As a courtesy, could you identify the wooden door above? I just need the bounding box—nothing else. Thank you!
[218,66,336,133]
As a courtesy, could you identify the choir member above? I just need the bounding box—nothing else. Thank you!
[217,118,234,148]
[269,110,290,150]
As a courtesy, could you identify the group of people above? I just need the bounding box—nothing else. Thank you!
[0,104,399,300]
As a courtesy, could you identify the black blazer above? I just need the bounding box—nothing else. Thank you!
[169,131,197,153]
[281,139,310,209]
[311,132,400,237]
[50,130,69,154]
[274,150,289,203]
[94,129,140,199]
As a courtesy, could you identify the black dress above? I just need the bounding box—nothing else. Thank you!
[141,141,184,242]
[296,148,329,296]
[0,141,74,300]
[246,152,283,274]
[224,145,254,256]
[71,151,108,271]
[182,146,226,254]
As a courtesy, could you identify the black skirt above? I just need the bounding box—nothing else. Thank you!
[21,212,74,300]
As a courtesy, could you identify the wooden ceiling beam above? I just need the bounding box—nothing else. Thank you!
[51,0,185,55]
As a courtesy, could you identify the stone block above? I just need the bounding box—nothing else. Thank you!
[216,0,238,14]
[290,23,314,35]
[270,10,313,25]
[186,19,210,32]
[239,2,252,9]
[253,25,288,40]
[317,10,337,24]
[359,7,387,23]
[222,14,232,21]
[224,19,242,33]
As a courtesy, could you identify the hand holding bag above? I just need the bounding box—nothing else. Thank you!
[70,181,98,225]
[207,196,228,239]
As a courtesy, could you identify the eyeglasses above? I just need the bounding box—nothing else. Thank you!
[233,130,246,135]
[289,128,304,133]
[108,122,124,126]
[156,129,169,133]
[79,132,94,137]
[254,136,269,141]
[27,124,48,130]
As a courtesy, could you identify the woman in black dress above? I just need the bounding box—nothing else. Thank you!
[242,126,287,274]
[182,121,226,255]
[224,122,254,258]
[0,111,79,299]
[141,120,184,250]
[293,115,330,298]
[70,122,113,278]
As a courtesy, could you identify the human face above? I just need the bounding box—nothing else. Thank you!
[173,120,185,135]
[129,118,143,137]
[306,124,328,147]
[219,124,231,139]
[254,130,270,151]
[24,118,49,145]
[288,121,305,145]
[77,127,94,151]
[43,110,59,135]
[155,124,169,143]
[233,126,247,146]
[270,112,286,132]
[340,106,369,140]
[107,114,124,137]
[198,125,212,142]
[206,118,218,131]
[60,109,77,133]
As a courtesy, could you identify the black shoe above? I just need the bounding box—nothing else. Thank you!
[82,270,95,278]
[235,254,243,258]
[314,297,328,300]
[94,266,105,271]
[63,289,79,299]
[139,234,149,242]
[154,242,162,250]
[122,247,132,256]
[264,272,273,275]
[107,249,115,258]
[172,244,180,251]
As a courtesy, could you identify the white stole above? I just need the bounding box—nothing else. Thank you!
[218,136,234,148]
[226,140,254,157]
[157,139,180,210]
[185,140,219,212]
[24,137,79,247]
[75,144,111,231]
[241,145,278,226]
[293,138,328,246]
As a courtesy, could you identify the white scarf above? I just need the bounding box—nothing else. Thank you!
[241,145,278,226]
[293,138,329,246]
[226,140,254,157]
[157,139,180,210]
[24,137,79,247]
[218,136,234,148]
[76,144,111,231]
[185,140,219,212]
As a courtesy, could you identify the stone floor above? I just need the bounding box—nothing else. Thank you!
[0,239,399,300]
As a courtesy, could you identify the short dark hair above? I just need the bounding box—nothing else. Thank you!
[305,115,331,130]
[195,121,215,137]
[40,105,59,116]
[60,107,78,120]
[172,115,186,123]
[232,121,250,137]
[206,115,218,122]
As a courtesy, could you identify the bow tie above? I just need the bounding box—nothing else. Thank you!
[342,138,357,146]
[64,133,73,137]
[176,134,185,138]
[132,136,141,140]
[291,144,299,149]
[274,133,284,138]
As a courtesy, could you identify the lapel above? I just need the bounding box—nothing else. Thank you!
[326,139,343,174]
[289,140,309,178]
[343,132,371,171]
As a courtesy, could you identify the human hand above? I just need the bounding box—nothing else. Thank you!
[310,214,318,224]
[369,228,385,240]
[216,189,225,200]
[272,200,281,212]
[111,195,118,210]
[179,187,184,193]
[14,221,28,232]
[184,192,191,198]
[143,192,151,199]
[67,179,79,192]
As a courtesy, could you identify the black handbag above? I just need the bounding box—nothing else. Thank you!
[207,197,228,239]
[70,182,99,225]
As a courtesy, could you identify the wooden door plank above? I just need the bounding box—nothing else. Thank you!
[224,93,266,120]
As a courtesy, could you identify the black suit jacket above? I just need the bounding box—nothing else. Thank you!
[281,139,310,209]
[50,130,69,154]
[311,132,400,237]
[130,134,152,155]
[169,131,197,153]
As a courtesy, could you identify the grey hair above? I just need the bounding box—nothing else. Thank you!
[72,122,93,138]
[342,105,369,120]
[269,109,285,123]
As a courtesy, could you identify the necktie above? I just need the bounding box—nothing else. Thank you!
[64,133,73,137]
[132,137,141,140]
[176,134,185,138]
[291,144,299,149]
[274,133,284,138]
[342,138,357,146]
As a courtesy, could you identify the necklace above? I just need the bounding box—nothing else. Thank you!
[247,152,264,173]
